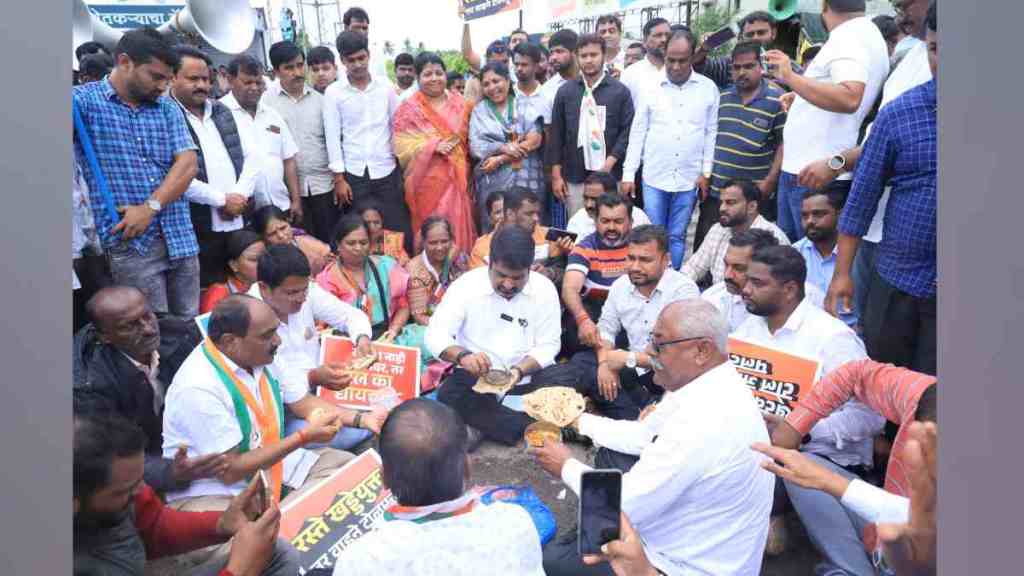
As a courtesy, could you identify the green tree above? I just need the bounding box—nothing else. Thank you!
[691,4,739,59]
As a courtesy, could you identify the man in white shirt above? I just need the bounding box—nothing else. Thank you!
[307,46,338,94]
[336,399,545,576]
[393,52,418,101]
[336,7,391,90]
[764,0,889,241]
[619,17,671,103]
[683,180,789,288]
[570,225,699,422]
[566,173,650,239]
[221,55,301,219]
[596,14,626,78]
[533,298,774,576]
[428,226,567,447]
[324,31,411,251]
[539,30,579,119]
[162,295,354,521]
[249,243,386,452]
[171,46,262,289]
[622,29,719,270]
[703,229,824,333]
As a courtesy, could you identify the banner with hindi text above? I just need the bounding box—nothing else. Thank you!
[316,336,421,410]
[279,449,395,574]
[728,337,820,417]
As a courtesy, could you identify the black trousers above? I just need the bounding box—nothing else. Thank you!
[569,350,658,421]
[346,167,413,255]
[694,195,721,253]
[301,193,340,245]
[862,267,937,376]
[542,447,640,576]
[560,299,613,359]
[436,364,579,446]
[190,203,229,289]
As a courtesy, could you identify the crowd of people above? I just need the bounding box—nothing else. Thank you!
[72,0,937,574]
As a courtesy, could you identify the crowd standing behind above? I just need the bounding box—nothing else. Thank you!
[73,1,938,575]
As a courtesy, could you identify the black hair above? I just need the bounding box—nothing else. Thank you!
[539,44,550,58]
[257,243,311,289]
[873,15,901,44]
[802,181,848,212]
[721,179,761,204]
[741,10,776,30]
[225,230,263,263]
[208,294,256,342]
[915,383,937,423]
[114,27,179,69]
[79,53,114,80]
[596,191,633,218]
[628,224,668,253]
[926,0,936,33]
[421,215,453,241]
[670,23,692,34]
[729,228,780,250]
[513,42,543,65]
[668,29,696,53]
[502,186,541,213]
[343,7,370,27]
[379,399,468,506]
[627,42,646,53]
[485,190,506,214]
[331,213,371,248]
[76,41,109,63]
[250,205,289,238]
[481,61,511,81]
[395,52,415,68]
[643,17,670,39]
[336,31,368,58]
[510,29,530,40]
[490,226,534,271]
[576,33,607,54]
[173,46,212,73]
[74,414,147,501]
[354,199,384,220]
[596,14,623,33]
[269,41,304,70]
[414,51,446,76]
[751,245,807,295]
[227,54,263,77]
[548,29,579,52]
[825,0,867,14]
[584,172,617,193]
[446,71,464,87]
[732,40,762,62]
[307,45,336,67]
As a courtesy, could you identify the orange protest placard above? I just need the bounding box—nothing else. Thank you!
[279,449,396,573]
[317,335,421,410]
[727,337,820,417]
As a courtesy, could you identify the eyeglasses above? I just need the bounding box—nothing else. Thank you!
[650,336,707,354]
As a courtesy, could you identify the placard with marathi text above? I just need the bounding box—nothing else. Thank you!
[727,337,820,417]
[316,335,420,410]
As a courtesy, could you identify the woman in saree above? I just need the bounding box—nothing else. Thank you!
[468,62,546,232]
[199,230,265,314]
[405,215,470,327]
[251,205,332,276]
[392,51,477,254]
[354,200,410,266]
[315,215,430,365]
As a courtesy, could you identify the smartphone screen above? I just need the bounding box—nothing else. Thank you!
[578,470,623,556]
[704,26,736,51]
[545,227,578,243]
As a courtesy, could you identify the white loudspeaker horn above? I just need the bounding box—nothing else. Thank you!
[73,0,126,64]
[157,0,256,55]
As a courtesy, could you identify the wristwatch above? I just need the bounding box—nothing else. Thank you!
[145,198,162,213]
[625,351,638,370]
[827,153,847,173]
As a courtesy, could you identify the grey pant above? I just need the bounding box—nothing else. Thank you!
[190,537,300,576]
[785,453,875,576]
[107,236,199,319]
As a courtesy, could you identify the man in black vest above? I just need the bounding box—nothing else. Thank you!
[73,286,225,495]
[171,46,263,289]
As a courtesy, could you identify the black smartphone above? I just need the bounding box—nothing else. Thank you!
[545,227,578,243]
[703,26,736,51]
[578,469,623,556]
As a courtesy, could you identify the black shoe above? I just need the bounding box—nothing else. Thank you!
[561,426,592,447]
[466,425,485,453]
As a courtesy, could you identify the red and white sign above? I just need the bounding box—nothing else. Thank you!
[316,335,421,411]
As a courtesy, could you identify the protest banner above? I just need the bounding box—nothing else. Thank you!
[461,0,522,21]
[316,335,421,411]
[548,0,578,19]
[727,337,820,417]
[194,312,210,338]
[279,449,395,574]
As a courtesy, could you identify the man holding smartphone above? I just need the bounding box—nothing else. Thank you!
[532,299,774,575]
[692,12,803,91]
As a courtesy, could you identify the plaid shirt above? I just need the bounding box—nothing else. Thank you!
[840,80,936,298]
[73,79,199,260]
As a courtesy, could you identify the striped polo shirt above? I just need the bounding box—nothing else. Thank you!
[567,233,630,300]
[709,79,787,197]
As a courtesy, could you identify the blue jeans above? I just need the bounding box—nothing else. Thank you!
[851,240,878,324]
[106,236,199,318]
[777,172,808,242]
[642,184,697,269]
[284,414,373,451]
